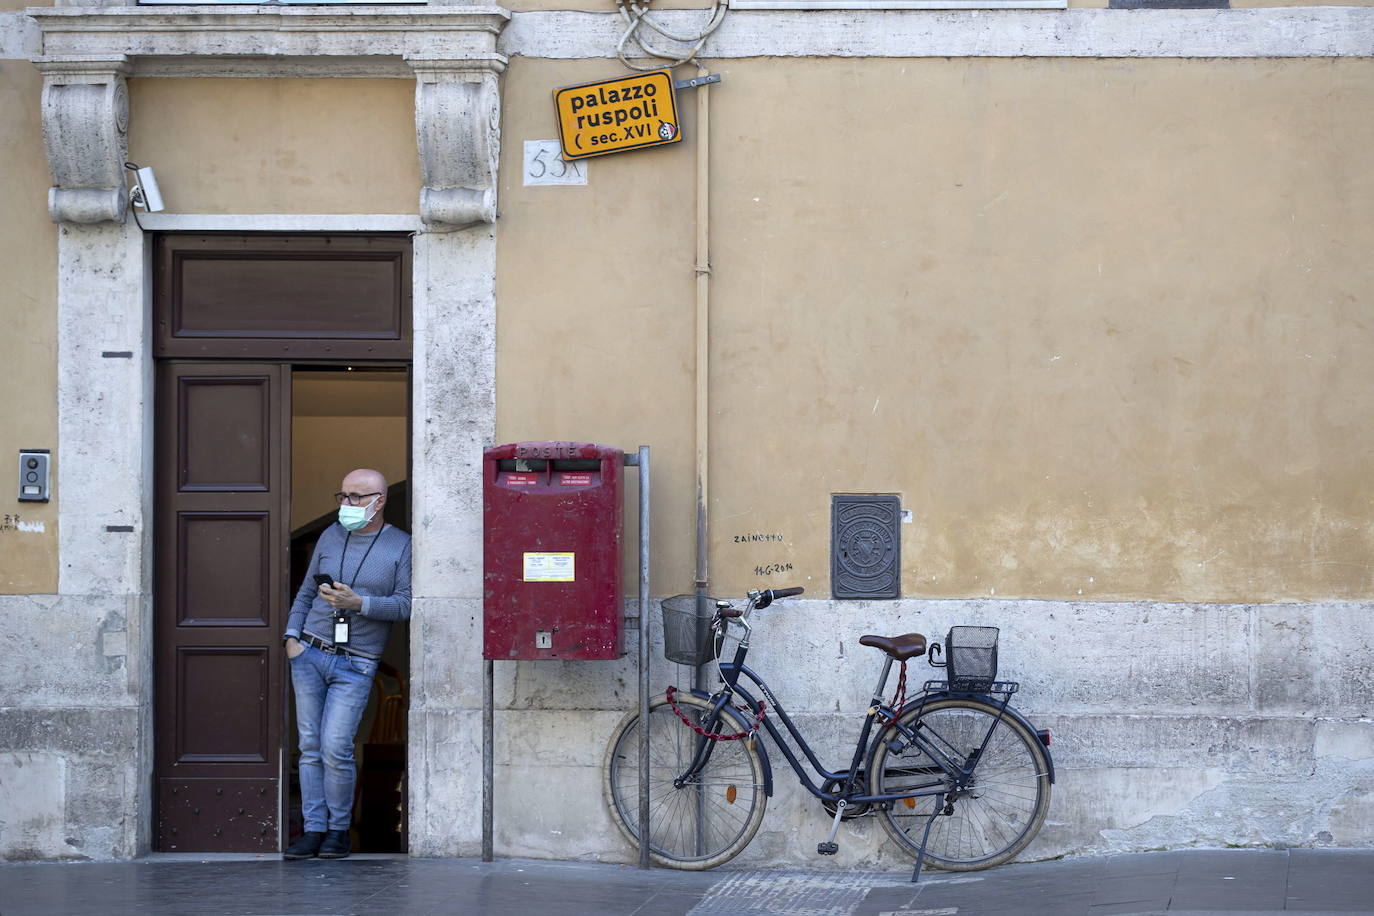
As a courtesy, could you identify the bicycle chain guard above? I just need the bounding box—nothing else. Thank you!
[820,775,872,820]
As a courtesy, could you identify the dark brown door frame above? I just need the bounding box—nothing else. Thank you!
[151,232,414,853]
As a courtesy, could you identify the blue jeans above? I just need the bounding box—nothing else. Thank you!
[290,644,377,832]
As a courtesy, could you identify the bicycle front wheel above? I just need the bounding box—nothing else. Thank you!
[869,697,1051,871]
[602,691,768,870]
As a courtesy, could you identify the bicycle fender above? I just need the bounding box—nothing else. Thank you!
[998,704,1056,785]
[870,696,1056,786]
[687,687,775,797]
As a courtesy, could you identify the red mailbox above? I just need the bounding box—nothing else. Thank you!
[483,441,625,660]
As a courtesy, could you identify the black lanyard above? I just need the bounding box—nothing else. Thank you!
[339,525,386,588]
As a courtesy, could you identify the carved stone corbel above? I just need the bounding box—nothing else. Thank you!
[36,57,131,225]
[409,58,506,231]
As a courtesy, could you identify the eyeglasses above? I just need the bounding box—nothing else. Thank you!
[334,492,382,506]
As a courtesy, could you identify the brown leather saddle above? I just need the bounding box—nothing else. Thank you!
[858,632,927,661]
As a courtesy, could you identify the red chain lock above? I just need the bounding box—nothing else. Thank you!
[665,686,766,741]
[879,660,907,725]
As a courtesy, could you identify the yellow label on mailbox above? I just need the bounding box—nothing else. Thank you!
[523,552,575,582]
[554,70,681,161]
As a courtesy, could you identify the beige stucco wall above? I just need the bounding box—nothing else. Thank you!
[292,417,409,530]
[496,58,700,593]
[496,56,1374,603]
[127,78,419,215]
[0,58,59,594]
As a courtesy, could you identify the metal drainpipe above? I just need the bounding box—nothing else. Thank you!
[691,63,714,862]
[692,64,712,698]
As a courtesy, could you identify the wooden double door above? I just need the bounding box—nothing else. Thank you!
[152,234,412,851]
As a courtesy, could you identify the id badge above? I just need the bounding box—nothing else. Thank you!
[333,614,350,645]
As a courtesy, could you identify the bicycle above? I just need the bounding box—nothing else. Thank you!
[602,587,1055,879]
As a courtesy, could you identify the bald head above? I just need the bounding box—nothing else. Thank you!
[338,468,388,532]
[342,468,387,494]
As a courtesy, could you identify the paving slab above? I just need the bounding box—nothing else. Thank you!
[0,849,1370,916]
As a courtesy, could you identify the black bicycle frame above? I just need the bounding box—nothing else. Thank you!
[681,641,1013,808]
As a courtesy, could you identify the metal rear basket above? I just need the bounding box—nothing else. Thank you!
[661,595,720,666]
[946,626,999,692]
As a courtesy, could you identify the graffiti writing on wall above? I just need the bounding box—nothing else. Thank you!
[1,514,45,533]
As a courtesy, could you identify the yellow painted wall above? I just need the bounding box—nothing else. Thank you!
[127,79,419,215]
[496,56,1374,602]
[6,46,1372,603]
[496,58,700,593]
[0,58,59,594]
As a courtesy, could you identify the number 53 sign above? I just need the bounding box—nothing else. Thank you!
[523,140,588,187]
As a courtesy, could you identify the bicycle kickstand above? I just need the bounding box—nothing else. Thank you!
[817,799,845,855]
[910,794,942,883]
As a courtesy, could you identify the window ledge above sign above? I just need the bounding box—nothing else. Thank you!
[731,1,1066,8]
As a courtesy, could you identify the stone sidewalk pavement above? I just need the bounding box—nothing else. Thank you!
[1,848,1371,915]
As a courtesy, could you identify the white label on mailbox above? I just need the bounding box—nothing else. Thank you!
[523,552,575,582]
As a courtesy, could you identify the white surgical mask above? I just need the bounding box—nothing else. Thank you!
[338,495,380,532]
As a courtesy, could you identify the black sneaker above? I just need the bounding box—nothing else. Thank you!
[318,829,351,859]
[283,831,325,860]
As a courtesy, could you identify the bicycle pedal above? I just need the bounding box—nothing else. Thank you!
[817,841,838,855]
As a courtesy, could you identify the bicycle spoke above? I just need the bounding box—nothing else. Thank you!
[873,699,1050,870]
[605,697,768,867]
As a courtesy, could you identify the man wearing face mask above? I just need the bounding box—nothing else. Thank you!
[281,468,411,860]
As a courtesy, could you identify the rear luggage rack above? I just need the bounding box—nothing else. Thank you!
[923,679,1020,696]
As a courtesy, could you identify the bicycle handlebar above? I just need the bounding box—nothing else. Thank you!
[713,587,806,621]
[751,586,805,610]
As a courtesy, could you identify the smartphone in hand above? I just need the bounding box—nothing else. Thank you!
[313,573,335,590]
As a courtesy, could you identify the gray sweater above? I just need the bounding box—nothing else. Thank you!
[285,523,412,659]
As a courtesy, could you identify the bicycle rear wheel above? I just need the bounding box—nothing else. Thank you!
[869,697,1051,871]
[602,691,767,870]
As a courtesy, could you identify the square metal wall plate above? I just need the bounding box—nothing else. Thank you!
[831,493,901,599]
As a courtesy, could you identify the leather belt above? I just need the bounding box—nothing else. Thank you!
[300,632,374,660]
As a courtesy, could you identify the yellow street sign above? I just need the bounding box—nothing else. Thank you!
[554,70,681,161]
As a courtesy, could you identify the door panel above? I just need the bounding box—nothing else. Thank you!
[177,513,271,626]
[156,362,289,852]
[175,647,271,761]
[178,376,272,490]
[154,235,412,360]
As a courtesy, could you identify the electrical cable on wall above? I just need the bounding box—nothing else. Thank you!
[615,0,729,71]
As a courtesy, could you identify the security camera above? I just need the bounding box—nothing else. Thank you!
[131,166,164,212]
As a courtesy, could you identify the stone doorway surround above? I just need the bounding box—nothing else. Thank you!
[29,5,507,856]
